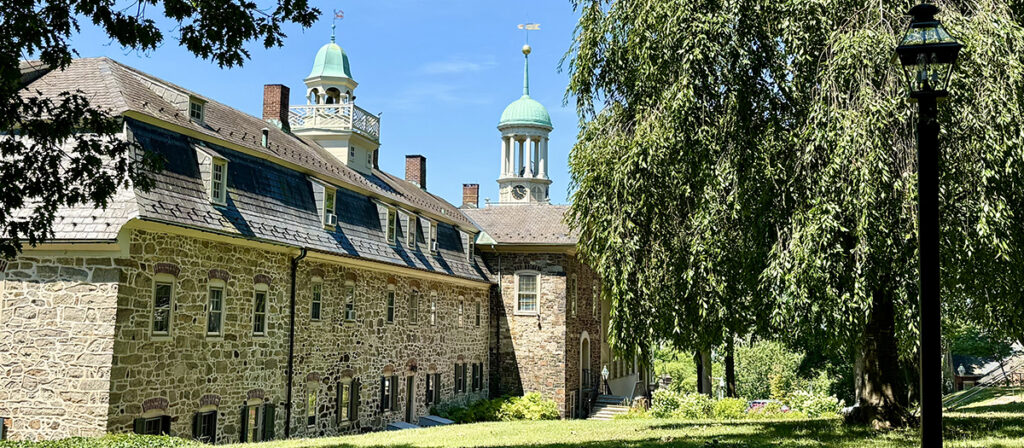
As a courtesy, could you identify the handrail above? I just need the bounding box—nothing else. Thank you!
[288,103,380,141]
[944,355,1024,411]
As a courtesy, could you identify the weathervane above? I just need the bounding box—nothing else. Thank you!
[518,22,540,44]
[331,9,344,42]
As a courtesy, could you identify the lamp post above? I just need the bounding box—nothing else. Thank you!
[895,3,962,447]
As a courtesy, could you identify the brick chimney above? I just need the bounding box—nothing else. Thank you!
[262,84,290,131]
[462,184,479,209]
[405,155,427,190]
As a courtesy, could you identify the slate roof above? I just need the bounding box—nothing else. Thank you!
[463,204,576,245]
[18,57,489,282]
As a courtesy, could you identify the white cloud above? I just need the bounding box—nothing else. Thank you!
[418,56,496,75]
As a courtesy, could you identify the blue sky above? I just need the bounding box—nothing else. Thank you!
[70,1,583,207]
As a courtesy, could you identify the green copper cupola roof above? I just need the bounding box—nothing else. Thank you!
[499,44,552,129]
[308,24,353,79]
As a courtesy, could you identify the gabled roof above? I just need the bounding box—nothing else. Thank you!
[463,204,576,246]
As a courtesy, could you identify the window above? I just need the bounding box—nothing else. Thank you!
[380,375,398,411]
[323,189,337,227]
[386,208,397,244]
[338,383,350,422]
[407,216,417,249]
[467,239,474,261]
[454,364,464,393]
[311,283,322,321]
[193,410,217,442]
[134,415,170,436]
[458,300,464,327]
[211,159,228,204]
[409,291,419,323]
[475,302,481,327]
[366,150,373,167]
[152,280,173,335]
[337,378,359,424]
[593,288,600,318]
[429,221,438,253]
[344,283,356,321]
[253,285,268,335]
[425,374,435,405]
[307,389,317,427]
[570,274,578,317]
[472,363,482,391]
[429,295,437,326]
[207,283,224,336]
[240,402,275,442]
[189,99,204,121]
[516,273,539,314]
[385,290,395,323]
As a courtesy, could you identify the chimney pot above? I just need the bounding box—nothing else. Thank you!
[262,84,290,132]
[462,184,479,209]
[405,155,427,190]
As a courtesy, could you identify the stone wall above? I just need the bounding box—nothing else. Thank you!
[563,256,602,417]
[0,255,123,440]
[105,229,488,444]
[485,252,570,416]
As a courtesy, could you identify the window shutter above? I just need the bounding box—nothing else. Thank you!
[336,382,343,423]
[160,415,171,435]
[434,374,441,403]
[239,407,248,442]
[192,413,200,439]
[211,413,219,443]
[379,377,386,412]
[133,418,146,435]
[262,404,275,441]
[350,378,360,422]
[390,375,398,410]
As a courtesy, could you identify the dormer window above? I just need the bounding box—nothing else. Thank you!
[210,158,228,204]
[323,188,337,228]
[386,208,397,245]
[429,221,438,254]
[467,237,475,261]
[407,216,417,249]
[189,97,205,122]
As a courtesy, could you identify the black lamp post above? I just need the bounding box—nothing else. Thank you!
[895,3,962,447]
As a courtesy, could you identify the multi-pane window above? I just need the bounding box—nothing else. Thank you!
[307,389,317,427]
[429,296,437,326]
[454,364,464,393]
[407,216,417,249]
[425,374,435,405]
[380,375,398,411]
[311,283,322,321]
[458,300,464,327]
[429,221,438,253]
[344,284,356,321]
[207,284,224,336]
[338,383,350,422]
[472,363,483,391]
[193,410,217,442]
[253,287,268,335]
[516,274,538,313]
[324,189,337,227]
[134,415,170,435]
[386,209,397,244]
[409,291,419,323]
[211,159,227,204]
[189,99,204,121]
[240,403,270,443]
[152,281,173,335]
[570,274,578,317]
[475,302,481,327]
[386,291,395,323]
[467,240,474,261]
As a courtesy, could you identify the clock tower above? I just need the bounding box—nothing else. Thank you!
[496,44,553,204]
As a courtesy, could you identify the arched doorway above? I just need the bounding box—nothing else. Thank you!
[580,331,592,417]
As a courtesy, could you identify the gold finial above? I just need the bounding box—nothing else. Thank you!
[522,44,532,55]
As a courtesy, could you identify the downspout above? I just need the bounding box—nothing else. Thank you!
[284,248,307,438]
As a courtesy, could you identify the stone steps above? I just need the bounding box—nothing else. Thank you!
[588,395,630,420]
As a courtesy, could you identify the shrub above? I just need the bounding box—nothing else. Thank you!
[787,390,844,418]
[0,434,198,448]
[432,397,503,423]
[496,393,560,421]
[711,397,748,420]
[735,341,803,400]
[672,393,714,419]
[650,389,684,418]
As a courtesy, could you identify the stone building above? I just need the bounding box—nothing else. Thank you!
[0,34,647,442]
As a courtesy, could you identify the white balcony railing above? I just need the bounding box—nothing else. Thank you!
[288,103,380,141]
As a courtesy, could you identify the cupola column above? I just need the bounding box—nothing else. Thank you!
[540,137,548,178]
[525,136,534,177]
[500,137,508,176]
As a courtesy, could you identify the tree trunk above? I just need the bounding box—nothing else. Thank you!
[725,336,737,398]
[693,351,703,393]
[699,349,713,396]
[843,288,912,429]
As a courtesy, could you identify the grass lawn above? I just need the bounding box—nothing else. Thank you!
[220,413,1024,448]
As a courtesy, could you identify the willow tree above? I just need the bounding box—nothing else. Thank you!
[567,0,1024,427]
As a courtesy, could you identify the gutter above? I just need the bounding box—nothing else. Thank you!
[284,248,307,438]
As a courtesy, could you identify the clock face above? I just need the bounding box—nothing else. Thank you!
[512,185,527,200]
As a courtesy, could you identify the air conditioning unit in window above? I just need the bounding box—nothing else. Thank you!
[326,213,337,226]
[431,241,438,252]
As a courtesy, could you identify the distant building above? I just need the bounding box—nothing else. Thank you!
[0,31,648,442]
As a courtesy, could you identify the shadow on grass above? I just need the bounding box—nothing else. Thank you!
[951,387,1024,414]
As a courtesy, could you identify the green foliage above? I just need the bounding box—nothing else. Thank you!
[787,390,845,418]
[711,398,748,420]
[433,393,559,424]
[0,434,196,448]
[0,0,319,259]
[734,341,804,400]
[948,324,1016,361]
